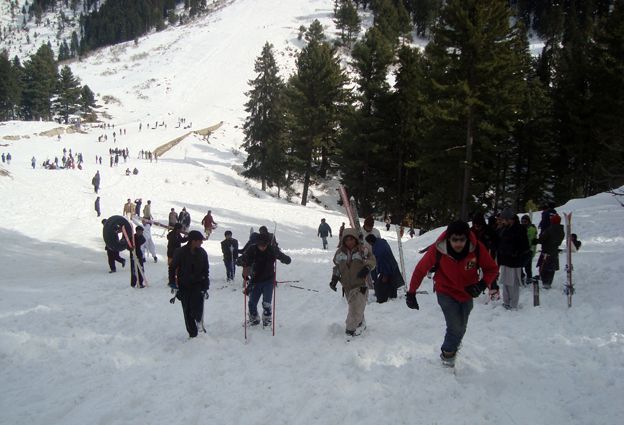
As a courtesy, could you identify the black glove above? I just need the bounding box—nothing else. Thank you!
[356,266,370,279]
[329,275,338,292]
[281,255,291,265]
[202,290,209,300]
[235,257,244,266]
[490,281,500,291]
[465,280,487,298]
[406,292,419,310]
[360,286,367,294]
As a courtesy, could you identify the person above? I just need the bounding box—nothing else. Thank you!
[361,215,381,284]
[385,217,391,231]
[125,168,131,176]
[409,227,416,238]
[141,219,157,263]
[470,213,498,260]
[168,230,210,338]
[317,218,332,249]
[178,207,191,232]
[405,220,499,366]
[535,214,565,289]
[538,202,558,237]
[201,210,217,239]
[238,232,291,326]
[143,200,152,220]
[130,226,146,288]
[95,196,101,217]
[240,225,277,254]
[338,222,345,240]
[497,208,530,310]
[220,230,239,282]
[123,199,135,220]
[134,199,142,217]
[167,223,188,265]
[92,171,100,193]
[521,214,538,285]
[168,208,177,227]
[365,234,403,303]
[329,228,376,338]
[6,152,11,164]
[31,156,36,169]
[570,233,582,252]
[102,219,126,273]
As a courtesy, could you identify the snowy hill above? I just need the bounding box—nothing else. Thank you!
[1,0,624,424]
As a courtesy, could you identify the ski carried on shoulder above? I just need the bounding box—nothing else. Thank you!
[395,224,406,293]
[564,212,574,308]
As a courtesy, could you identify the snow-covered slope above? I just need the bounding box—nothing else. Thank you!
[1,0,623,424]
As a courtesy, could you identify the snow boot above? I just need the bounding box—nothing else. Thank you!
[248,314,260,326]
[440,351,456,367]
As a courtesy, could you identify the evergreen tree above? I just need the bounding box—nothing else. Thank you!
[0,52,23,120]
[54,65,82,123]
[334,0,361,47]
[21,44,58,120]
[242,42,287,192]
[287,21,348,205]
[80,84,96,115]
[406,0,443,37]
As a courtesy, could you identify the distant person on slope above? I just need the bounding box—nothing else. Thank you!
[201,210,217,239]
[102,219,126,273]
[220,230,239,282]
[123,199,135,220]
[92,171,100,193]
[535,214,565,289]
[95,196,101,217]
[317,218,332,249]
[130,226,146,288]
[168,208,178,227]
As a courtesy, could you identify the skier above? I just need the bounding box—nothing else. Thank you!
[238,232,291,326]
[142,200,153,220]
[220,231,239,282]
[317,218,332,249]
[201,210,217,239]
[329,228,376,338]
[92,171,100,193]
[405,220,499,366]
[521,214,538,285]
[167,223,188,266]
[168,230,210,338]
[130,226,146,288]
[168,208,177,227]
[123,199,135,220]
[364,234,404,303]
[535,214,565,289]
[95,196,101,217]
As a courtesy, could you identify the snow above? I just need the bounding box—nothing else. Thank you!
[1,0,624,424]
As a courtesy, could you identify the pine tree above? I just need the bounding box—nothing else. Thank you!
[80,84,96,115]
[334,0,361,47]
[0,52,22,120]
[287,21,348,205]
[242,42,287,192]
[55,65,82,123]
[21,43,58,120]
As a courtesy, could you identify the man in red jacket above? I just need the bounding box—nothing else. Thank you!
[406,220,499,367]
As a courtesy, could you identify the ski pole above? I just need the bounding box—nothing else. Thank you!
[286,284,319,293]
[244,276,248,342]
[276,280,301,284]
[272,221,277,337]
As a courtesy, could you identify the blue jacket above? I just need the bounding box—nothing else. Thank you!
[371,238,404,287]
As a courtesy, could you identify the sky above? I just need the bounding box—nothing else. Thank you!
[1,1,623,424]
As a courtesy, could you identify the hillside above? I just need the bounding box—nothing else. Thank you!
[1,1,624,424]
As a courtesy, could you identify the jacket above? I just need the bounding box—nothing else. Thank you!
[168,244,210,292]
[332,228,376,292]
[525,224,538,255]
[201,214,216,229]
[497,222,530,268]
[143,204,152,219]
[318,222,332,237]
[370,238,404,288]
[239,244,291,283]
[168,211,177,226]
[167,231,188,258]
[134,233,146,262]
[408,231,498,303]
[221,238,239,262]
[537,224,565,256]
[123,202,135,215]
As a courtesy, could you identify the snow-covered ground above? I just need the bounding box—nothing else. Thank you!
[1,0,623,424]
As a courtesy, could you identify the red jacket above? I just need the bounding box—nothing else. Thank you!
[408,231,499,302]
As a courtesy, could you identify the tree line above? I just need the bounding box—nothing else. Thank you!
[0,44,96,123]
[242,0,624,229]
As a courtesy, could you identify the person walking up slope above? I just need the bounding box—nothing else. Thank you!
[221,231,239,282]
[405,221,499,366]
[317,218,332,249]
[168,231,210,338]
[329,228,376,339]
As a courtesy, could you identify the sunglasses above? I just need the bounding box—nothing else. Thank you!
[449,236,467,243]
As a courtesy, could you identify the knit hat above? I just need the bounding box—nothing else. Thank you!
[365,234,377,245]
[500,207,515,220]
[363,215,374,229]
[446,220,470,239]
[550,214,561,225]
[188,230,204,241]
[257,232,271,245]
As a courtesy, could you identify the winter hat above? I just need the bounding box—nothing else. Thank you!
[550,214,561,225]
[136,226,144,232]
[446,220,470,239]
[500,207,515,220]
[188,230,204,241]
[257,232,271,245]
[363,215,374,229]
[365,234,377,245]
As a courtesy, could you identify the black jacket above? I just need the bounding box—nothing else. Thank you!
[167,231,188,257]
[168,244,210,292]
[134,233,146,262]
[238,244,290,283]
[221,238,239,262]
[497,222,530,267]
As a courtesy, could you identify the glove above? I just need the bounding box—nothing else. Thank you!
[281,255,292,265]
[465,280,487,298]
[406,292,419,310]
[356,266,370,279]
[329,275,339,292]
[488,281,500,298]
[243,283,254,296]
[235,257,244,266]
[202,290,209,300]
[359,286,367,294]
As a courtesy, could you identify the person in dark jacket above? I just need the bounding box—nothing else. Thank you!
[497,208,530,309]
[178,208,191,232]
[471,213,498,260]
[535,214,565,289]
[538,203,558,237]
[365,234,404,303]
[317,218,332,249]
[238,232,291,326]
[92,171,100,193]
[406,220,499,366]
[239,225,277,254]
[95,196,101,217]
[168,230,210,338]
[130,226,146,288]
[102,219,126,273]
[220,231,239,282]
[167,223,188,265]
